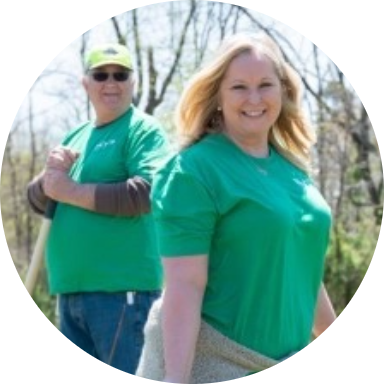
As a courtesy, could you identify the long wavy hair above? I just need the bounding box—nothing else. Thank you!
[175,33,316,172]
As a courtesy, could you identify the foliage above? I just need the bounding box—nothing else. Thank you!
[1,0,383,323]
[324,218,379,315]
[31,273,58,327]
[33,283,58,328]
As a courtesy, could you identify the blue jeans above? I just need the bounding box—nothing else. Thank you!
[58,291,161,374]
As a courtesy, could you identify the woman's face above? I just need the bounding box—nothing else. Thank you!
[218,50,283,153]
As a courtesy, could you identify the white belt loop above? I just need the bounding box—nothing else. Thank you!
[127,292,135,305]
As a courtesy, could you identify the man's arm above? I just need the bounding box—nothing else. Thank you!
[29,145,152,216]
[43,169,151,216]
[27,171,49,215]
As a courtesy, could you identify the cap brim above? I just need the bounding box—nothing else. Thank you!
[88,60,132,70]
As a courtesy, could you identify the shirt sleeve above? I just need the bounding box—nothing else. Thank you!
[151,166,217,257]
[26,171,48,215]
[125,123,169,183]
[94,176,151,216]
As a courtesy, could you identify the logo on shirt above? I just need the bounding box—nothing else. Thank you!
[256,166,268,175]
[94,139,116,151]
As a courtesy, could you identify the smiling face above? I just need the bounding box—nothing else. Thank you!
[218,50,283,156]
[82,64,134,126]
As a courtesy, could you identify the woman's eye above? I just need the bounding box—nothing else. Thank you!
[260,83,273,88]
[232,84,246,90]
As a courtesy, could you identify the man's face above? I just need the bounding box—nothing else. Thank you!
[83,64,134,125]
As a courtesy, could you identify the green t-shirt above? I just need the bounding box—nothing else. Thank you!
[47,106,168,294]
[151,133,332,360]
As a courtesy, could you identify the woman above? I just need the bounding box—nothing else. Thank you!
[136,33,336,383]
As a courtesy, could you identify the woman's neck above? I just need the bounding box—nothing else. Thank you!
[223,131,269,158]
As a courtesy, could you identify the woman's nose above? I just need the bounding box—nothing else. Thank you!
[248,89,262,103]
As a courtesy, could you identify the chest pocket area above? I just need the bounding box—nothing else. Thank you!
[71,140,129,183]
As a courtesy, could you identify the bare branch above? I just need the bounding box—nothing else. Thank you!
[145,0,198,114]
[195,1,215,65]
[80,33,91,120]
[147,46,158,109]
[236,6,334,115]
[217,2,233,39]
[111,16,126,45]
[130,9,143,106]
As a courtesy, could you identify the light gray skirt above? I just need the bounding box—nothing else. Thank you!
[136,298,278,383]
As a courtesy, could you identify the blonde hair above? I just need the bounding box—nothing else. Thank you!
[175,33,316,172]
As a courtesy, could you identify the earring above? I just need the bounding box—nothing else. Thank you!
[217,106,222,111]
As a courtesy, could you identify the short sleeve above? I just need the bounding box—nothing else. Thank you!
[151,167,217,257]
[126,124,169,183]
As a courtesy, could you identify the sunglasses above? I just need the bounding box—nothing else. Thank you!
[90,71,130,82]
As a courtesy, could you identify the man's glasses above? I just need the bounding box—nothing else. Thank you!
[90,71,130,82]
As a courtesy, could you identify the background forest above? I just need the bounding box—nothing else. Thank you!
[1,0,382,325]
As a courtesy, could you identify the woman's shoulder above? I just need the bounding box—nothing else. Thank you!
[163,134,225,173]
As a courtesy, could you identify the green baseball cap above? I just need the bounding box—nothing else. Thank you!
[85,43,133,71]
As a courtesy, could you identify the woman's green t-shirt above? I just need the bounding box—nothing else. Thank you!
[151,133,332,360]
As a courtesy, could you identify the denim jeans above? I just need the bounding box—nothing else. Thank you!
[58,290,161,374]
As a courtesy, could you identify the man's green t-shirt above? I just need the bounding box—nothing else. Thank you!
[151,133,332,360]
[47,106,168,294]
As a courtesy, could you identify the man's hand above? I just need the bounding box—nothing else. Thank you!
[42,146,80,203]
[45,146,79,172]
[43,169,77,203]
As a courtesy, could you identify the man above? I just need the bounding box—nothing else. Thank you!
[27,43,168,374]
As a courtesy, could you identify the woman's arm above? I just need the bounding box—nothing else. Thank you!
[162,256,208,384]
[313,283,337,338]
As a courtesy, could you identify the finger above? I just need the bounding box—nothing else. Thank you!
[47,149,75,169]
[61,147,80,164]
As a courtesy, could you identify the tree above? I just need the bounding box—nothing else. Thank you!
[1,0,381,319]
